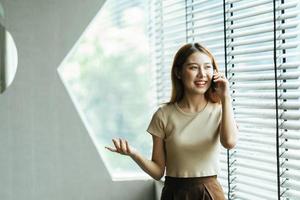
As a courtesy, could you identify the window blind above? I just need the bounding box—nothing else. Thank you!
[224,0,300,199]
[150,0,187,104]
[148,0,300,199]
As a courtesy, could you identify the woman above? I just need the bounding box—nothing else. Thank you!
[105,43,238,200]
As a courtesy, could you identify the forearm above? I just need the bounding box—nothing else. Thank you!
[130,151,164,181]
[220,95,238,149]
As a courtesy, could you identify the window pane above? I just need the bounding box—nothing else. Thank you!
[58,0,154,179]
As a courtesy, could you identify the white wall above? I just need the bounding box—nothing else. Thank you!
[0,1,154,199]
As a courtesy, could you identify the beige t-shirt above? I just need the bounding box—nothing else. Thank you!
[146,101,222,178]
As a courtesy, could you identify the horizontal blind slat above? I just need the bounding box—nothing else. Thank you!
[231,82,300,90]
[235,109,300,120]
[281,150,300,160]
[231,71,300,81]
[281,141,300,150]
[232,91,300,99]
[281,131,300,140]
[236,152,276,164]
[235,171,277,184]
[229,62,300,72]
[227,0,272,12]
[227,22,298,38]
[227,43,298,56]
[282,160,300,170]
[228,32,298,47]
[226,1,298,21]
[227,12,298,30]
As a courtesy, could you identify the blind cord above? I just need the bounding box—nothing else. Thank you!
[272,0,281,199]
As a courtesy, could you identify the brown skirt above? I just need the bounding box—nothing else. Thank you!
[161,175,226,200]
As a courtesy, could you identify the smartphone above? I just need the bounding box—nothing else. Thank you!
[211,72,217,91]
[211,78,216,91]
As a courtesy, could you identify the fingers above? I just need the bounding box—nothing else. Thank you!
[112,138,120,152]
[105,146,118,153]
[119,138,127,154]
[213,74,221,83]
[213,71,226,82]
[213,72,225,78]
[106,138,131,156]
[125,140,131,154]
[213,76,222,82]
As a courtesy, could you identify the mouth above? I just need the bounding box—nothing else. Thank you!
[194,80,207,87]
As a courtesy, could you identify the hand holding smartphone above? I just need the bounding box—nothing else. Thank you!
[211,69,217,91]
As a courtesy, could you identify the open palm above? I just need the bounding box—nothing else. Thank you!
[105,138,137,157]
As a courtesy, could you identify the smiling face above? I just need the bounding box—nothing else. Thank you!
[179,52,214,95]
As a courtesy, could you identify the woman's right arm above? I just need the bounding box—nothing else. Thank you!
[105,136,166,181]
[131,135,165,181]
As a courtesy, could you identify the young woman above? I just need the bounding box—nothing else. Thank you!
[105,43,239,200]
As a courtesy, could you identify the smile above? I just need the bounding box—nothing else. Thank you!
[194,81,207,86]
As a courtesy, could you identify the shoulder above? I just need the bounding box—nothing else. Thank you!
[151,102,175,124]
[157,102,175,116]
[209,101,222,115]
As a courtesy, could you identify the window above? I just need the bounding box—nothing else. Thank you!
[149,0,300,199]
[58,0,154,180]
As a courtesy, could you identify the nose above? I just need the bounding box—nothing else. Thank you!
[196,67,205,77]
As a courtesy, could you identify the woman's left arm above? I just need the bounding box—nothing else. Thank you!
[220,95,239,149]
[213,69,239,149]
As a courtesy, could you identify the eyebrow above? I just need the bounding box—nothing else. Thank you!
[186,62,212,65]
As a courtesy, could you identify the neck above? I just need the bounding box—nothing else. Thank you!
[178,94,208,112]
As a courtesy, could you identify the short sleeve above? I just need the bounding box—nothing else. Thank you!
[146,108,166,139]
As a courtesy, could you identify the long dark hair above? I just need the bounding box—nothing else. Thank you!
[163,43,221,105]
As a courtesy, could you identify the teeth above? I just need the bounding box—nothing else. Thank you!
[195,81,206,84]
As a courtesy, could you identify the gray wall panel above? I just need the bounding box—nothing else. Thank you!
[0,1,154,199]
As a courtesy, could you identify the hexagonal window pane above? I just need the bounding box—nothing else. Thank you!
[58,0,155,180]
